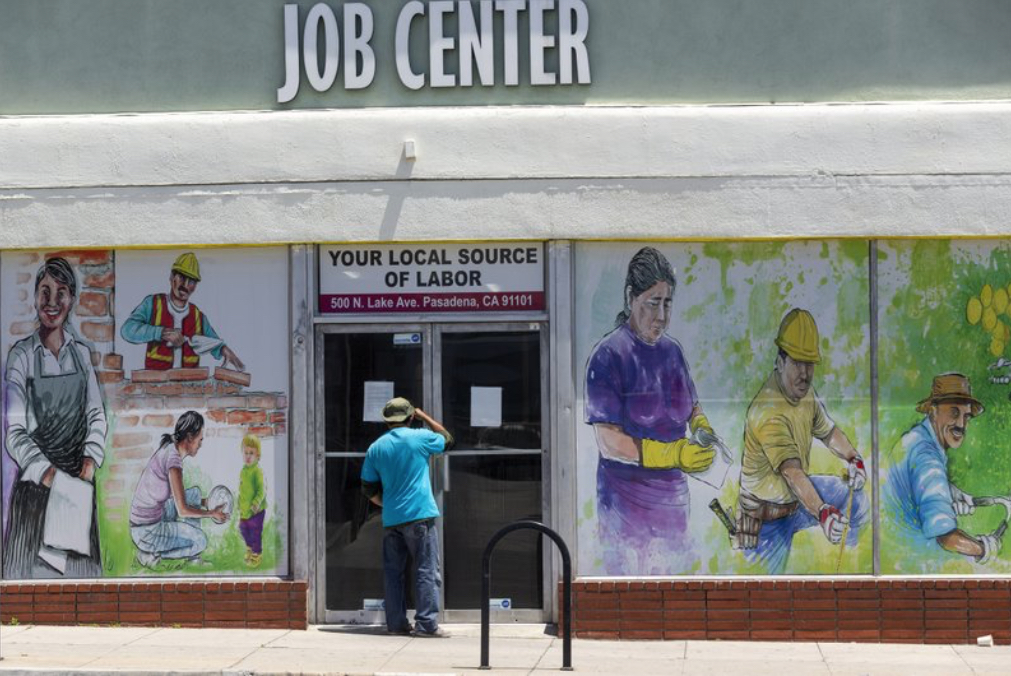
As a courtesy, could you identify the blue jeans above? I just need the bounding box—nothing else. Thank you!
[746,475,869,574]
[131,487,207,560]
[383,519,441,634]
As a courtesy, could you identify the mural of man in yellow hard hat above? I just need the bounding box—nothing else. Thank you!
[121,252,245,371]
[735,308,868,574]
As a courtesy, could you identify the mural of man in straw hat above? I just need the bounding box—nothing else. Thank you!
[885,373,1004,563]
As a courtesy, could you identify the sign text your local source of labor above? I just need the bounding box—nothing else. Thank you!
[327,246,540,288]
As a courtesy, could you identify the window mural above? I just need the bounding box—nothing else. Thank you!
[575,241,872,575]
[879,240,1011,573]
[1,248,290,578]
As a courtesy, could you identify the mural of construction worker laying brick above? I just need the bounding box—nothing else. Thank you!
[884,373,1006,563]
[735,308,868,574]
[120,252,245,372]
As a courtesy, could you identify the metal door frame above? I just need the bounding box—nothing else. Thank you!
[315,323,431,625]
[316,321,550,624]
[433,322,551,624]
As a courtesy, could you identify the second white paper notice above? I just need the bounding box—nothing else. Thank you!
[471,386,503,427]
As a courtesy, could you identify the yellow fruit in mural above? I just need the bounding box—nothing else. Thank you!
[983,307,998,332]
[991,337,1005,357]
[995,288,1009,314]
[993,321,1006,341]
[982,284,994,307]
[967,296,983,325]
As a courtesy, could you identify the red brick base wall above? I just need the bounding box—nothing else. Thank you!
[0,580,307,629]
[563,579,1011,644]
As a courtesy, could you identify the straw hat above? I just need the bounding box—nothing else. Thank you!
[915,373,984,416]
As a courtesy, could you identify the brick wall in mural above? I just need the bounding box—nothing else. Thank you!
[1,247,290,579]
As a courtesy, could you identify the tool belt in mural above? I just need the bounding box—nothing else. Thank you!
[735,490,800,549]
[145,294,203,370]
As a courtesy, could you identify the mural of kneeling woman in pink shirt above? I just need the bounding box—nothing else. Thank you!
[129,411,229,569]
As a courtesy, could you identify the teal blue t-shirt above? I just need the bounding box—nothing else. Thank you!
[361,427,446,528]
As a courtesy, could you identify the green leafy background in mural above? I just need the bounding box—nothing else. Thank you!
[96,416,284,577]
[879,240,1011,574]
[574,240,871,575]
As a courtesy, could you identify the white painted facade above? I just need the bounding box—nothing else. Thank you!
[4,102,1011,248]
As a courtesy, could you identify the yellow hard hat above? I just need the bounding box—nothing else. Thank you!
[775,308,821,363]
[171,252,201,281]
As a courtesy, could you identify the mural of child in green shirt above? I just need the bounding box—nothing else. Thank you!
[238,434,267,567]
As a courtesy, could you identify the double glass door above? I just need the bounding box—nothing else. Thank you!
[319,323,547,623]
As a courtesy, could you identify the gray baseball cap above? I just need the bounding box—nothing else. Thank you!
[382,397,415,423]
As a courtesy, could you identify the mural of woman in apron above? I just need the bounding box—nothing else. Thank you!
[584,247,719,574]
[4,257,107,578]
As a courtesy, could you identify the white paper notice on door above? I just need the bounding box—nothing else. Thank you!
[471,387,503,427]
[363,381,395,422]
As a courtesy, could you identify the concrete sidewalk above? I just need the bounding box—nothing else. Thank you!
[0,623,1007,675]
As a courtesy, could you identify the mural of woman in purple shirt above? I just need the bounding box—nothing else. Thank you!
[585,247,718,574]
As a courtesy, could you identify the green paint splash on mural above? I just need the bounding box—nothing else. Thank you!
[96,415,285,577]
[879,240,1011,573]
[581,239,871,576]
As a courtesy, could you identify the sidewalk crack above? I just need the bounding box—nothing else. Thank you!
[951,645,978,675]
[224,644,261,672]
[375,634,414,672]
[77,642,130,669]
[527,636,556,674]
[73,627,163,669]
[815,642,831,675]
[261,629,293,647]
[121,626,162,646]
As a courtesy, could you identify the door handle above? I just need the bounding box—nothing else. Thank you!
[442,454,451,493]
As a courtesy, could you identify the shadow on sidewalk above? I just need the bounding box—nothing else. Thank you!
[316,625,391,636]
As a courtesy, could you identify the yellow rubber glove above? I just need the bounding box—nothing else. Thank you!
[689,412,713,436]
[641,438,716,472]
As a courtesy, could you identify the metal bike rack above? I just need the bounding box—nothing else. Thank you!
[480,520,572,671]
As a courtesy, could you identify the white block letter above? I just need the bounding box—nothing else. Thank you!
[559,0,590,84]
[344,3,375,89]
[429,1,456,88]
[459,0,494,86]
[495,0,525,86]
[396,1,426,90]
[277,4,301,103]
[529,0,556,85]
[303,3,340,92]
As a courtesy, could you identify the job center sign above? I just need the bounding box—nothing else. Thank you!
[278,0,591,102]
[319,243,545,314]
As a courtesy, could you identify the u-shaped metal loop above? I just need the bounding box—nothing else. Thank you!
[479,520,572,671]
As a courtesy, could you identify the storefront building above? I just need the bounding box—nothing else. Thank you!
[4,0,1011,642]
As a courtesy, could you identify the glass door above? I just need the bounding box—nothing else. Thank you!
[319,322,548,624]
[319,325,429,623]
[435,324,548,622]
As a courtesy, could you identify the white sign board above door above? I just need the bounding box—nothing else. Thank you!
[319,243,545,315]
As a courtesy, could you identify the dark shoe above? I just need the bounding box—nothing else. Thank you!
[388,624,413,636]
[412,627,450,638]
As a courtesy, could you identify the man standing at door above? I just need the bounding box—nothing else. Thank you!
[361,397,454,637]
